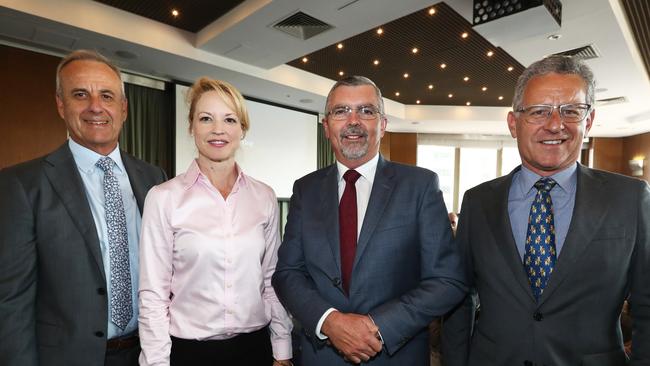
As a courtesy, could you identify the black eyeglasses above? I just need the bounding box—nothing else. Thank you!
[327,105,381,120]
[516,103,592,124]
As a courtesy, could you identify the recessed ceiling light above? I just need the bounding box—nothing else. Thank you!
[463,76,469,82]
[395,91,400,96]
[337,43,343,49]
[440,63,447,69]
[547,34,562,40]
[416,100,421,104]
[403,73,409,78]
[429,7,436,15]
[481,86,488,91]
[507,66,514,72]
[373,59,380,66]
[498,96,504,100]
[487,50,494,57]
[448,93,453,98]
[466,101,471,106]
[338,71,344,76]
[412,47,419,54]
[171,9,179,17]
[461,32,469,39]
[377,28,384,35]
[428,84,434,90]
[302,57,308,63]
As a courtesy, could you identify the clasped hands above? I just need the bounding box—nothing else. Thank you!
[321,311,383,364]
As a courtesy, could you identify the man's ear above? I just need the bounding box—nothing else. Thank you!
[507,111,518,139]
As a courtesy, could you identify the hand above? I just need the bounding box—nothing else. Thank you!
[273,359,293,366]
[321,312,382,363]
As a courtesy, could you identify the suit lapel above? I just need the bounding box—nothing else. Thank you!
[43,144,106,280]
[120,151,146,212]
[539,165,608,305]
[354,156,396,268]
[321,165,343,275]
[484,171,536,302]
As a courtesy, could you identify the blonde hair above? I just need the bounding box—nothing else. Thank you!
[186,77,250,134]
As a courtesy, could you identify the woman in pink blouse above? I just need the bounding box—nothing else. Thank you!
[138,77,292,366]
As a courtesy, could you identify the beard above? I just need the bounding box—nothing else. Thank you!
[339,125,369,160]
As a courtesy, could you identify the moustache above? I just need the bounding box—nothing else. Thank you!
[340,125,368,139]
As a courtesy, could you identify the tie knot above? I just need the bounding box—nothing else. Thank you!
[343,169,361,184]
[96,156,115,173]
[534,178,557,193]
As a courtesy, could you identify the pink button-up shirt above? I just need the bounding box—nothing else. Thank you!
[138,160,292,365]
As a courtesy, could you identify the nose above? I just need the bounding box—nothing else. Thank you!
[544,107,564,132]
[87,94,103,113]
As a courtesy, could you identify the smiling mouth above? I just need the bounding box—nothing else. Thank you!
[85,119,109,125]
[208,139,228,146]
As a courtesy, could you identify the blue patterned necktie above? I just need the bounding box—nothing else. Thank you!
[96,157,132,330]
[524,177,557,301]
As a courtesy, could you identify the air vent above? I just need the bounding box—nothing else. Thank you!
[272,11,334,40]
[596,96,627,106]
[553,44,600,60]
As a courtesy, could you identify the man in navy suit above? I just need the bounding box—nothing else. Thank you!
[272,75,467,365]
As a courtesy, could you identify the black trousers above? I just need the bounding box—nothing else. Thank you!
[170,326,273,366]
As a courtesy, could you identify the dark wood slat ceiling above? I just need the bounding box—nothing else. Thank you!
[93,0,244,33]
[288,2,525,107]
[621,0,650,83]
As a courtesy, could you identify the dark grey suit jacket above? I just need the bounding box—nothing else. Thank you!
[442,164,650,366]
[0,143,167,366]
[272,156,468,365]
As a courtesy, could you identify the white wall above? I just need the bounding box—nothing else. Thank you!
[175,84,318,198]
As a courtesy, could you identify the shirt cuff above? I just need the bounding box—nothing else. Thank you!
[367,314,384,344]
[271,337,293,361]
[315,308,338,340]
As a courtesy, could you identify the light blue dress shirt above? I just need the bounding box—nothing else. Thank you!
[68,139,140,339]
[508,163,577,261]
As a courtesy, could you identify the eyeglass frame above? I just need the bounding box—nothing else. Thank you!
[514,103,592,124]
[326,104,383,121]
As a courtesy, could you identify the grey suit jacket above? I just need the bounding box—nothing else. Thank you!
[0,143,167,366]
[442,164,650,366]
[272,156,468,365]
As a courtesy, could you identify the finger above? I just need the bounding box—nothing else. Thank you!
[368,337,383,352]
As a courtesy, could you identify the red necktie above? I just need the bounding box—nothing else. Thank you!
[340,169,361,295]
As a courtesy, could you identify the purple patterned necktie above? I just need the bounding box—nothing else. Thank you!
[96,157,132,329]
[524,178,557,301]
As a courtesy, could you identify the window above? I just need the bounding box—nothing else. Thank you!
[458,148,497,209]
[417,145,455,212]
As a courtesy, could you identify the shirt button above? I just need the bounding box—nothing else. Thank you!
[226,258,232,264]
[226,283,232,288]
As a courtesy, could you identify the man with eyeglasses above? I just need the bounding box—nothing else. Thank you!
[273,76,467,365]
[442,55,650,365]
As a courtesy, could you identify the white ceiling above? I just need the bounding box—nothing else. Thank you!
[1,0,649,137]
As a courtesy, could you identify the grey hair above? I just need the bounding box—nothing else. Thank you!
[325,75,384,114]
[512,55,595,111]
[55,49,125,98]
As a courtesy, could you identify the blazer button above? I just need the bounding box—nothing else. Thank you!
[523,361,533,366]
[94,331,104,338]
[533,312,543,321]
[332,277,341,287]
[97,288,106,295]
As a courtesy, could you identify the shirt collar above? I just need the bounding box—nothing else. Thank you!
[68,139,125,174]
[336,153,379,184]
[517,162,577,197]
[180,159,246,191]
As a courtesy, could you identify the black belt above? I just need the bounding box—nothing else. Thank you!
[107,334,139,350]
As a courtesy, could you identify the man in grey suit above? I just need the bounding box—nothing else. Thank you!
[0,50,167,366]
[442,56,650,365]
[272,76,467,365]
